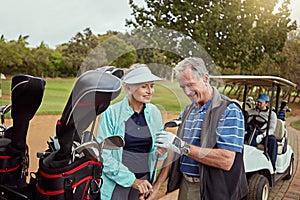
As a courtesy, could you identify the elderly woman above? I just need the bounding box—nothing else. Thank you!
[97,64,165,200]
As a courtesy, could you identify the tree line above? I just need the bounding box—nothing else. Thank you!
[0,0,300,90]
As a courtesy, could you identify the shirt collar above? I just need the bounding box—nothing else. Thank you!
[192,99,212,113]
[125,95,148,114]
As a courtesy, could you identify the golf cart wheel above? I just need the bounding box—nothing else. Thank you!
[283,155,294,180]
[246,174,269,200]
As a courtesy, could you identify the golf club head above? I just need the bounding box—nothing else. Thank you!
[71,136,124,162]
[100,135,124,150]
[74,141,98,153]
[247,96,254,103]
[0,104,11,115]
[73,141,100,161]
[164,119,182,129]
[280,100,288,111]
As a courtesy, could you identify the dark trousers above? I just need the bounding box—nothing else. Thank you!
[251,133,278,170]
[111,174,149,200]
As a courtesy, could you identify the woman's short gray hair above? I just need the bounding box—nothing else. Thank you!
[122,64,144,94]
[174,57,208,79]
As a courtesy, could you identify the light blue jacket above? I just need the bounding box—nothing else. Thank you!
[96,96,164,200]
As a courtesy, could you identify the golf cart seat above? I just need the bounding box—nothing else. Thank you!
[274,119,287,155]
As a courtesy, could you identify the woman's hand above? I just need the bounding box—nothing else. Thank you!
[156,147,167,157]
[133,179,153,194]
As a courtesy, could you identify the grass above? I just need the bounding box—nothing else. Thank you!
[291,121,300,131]
[1,78,190,116]
[1,78,75,115]
[2,76,298,120]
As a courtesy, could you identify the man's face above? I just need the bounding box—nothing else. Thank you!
[177,67,208,107]
[256,101,268,111]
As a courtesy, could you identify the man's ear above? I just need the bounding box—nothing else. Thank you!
[203,73,209,84]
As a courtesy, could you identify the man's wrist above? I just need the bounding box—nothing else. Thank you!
[180,142,190,156]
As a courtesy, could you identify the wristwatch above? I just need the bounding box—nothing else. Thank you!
[180,142,190,156]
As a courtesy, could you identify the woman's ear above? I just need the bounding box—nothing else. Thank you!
[124,84,131,94]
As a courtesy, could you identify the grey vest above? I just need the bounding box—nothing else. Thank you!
[199,87,248,199]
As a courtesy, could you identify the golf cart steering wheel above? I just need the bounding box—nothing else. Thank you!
[245,114,268,145]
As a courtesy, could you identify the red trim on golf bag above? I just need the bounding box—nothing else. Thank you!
[0,155,21,172]
[0,149,29,188]
[35,157,103,200]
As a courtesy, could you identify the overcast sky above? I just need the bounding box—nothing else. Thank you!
[1,0,299,48]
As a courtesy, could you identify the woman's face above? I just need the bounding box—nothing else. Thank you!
[128,82,155,104]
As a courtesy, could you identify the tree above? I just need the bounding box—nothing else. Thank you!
[79,32,137,74]
[0,35,34,75]
[127,0,297,74]
[32,42,52,77]
[62,28,98,76]
[279,29,300,86]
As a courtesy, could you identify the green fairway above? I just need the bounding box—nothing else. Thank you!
[40,79,75,114]
[1,78,75,115]
[1,78,190,115]
[291,121,300,131]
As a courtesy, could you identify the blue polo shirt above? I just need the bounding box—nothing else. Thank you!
[180,100,245,177]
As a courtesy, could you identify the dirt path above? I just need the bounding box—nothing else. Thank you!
[4,109,300,199]
[5,113,180,173]
[6,115,59,172]
[4,108,299,174]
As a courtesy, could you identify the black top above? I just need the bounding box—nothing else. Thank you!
[122,107,152,179]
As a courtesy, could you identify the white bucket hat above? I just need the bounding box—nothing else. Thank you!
[122,65,162,84]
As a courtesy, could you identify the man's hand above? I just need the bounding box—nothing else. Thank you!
[155,131,184,154]
[143,185,160,200]
[256,134,264,144]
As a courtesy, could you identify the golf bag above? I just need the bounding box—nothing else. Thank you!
[34,67,123,200]
[0,75,45,196]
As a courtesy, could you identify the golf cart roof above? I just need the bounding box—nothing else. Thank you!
[210,75,297,89]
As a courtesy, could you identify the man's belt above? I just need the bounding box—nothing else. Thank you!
[183,173,200,183]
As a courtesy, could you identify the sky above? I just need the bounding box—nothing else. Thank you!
[0,0,299,49]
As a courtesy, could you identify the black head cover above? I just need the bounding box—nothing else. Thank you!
[54,67,123,162]
[7,75,46,156]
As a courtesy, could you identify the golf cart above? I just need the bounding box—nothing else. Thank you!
[210,75,297,200]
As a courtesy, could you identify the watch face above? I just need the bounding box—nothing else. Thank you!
[182,144,190,155]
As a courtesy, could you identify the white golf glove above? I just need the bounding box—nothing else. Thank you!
[155,131,184,154]
[256,134,264,144]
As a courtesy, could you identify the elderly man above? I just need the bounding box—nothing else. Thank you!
[247,93,278,170]
[147,57,248,200]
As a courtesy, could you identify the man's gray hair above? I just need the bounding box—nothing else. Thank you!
[174,57,208,79]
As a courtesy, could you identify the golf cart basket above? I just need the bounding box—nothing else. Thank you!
[34,67,123,200]
[0,75,45,195]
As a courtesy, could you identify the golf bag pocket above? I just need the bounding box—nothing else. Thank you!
[0,138,28,188]
[35,156,102,200]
